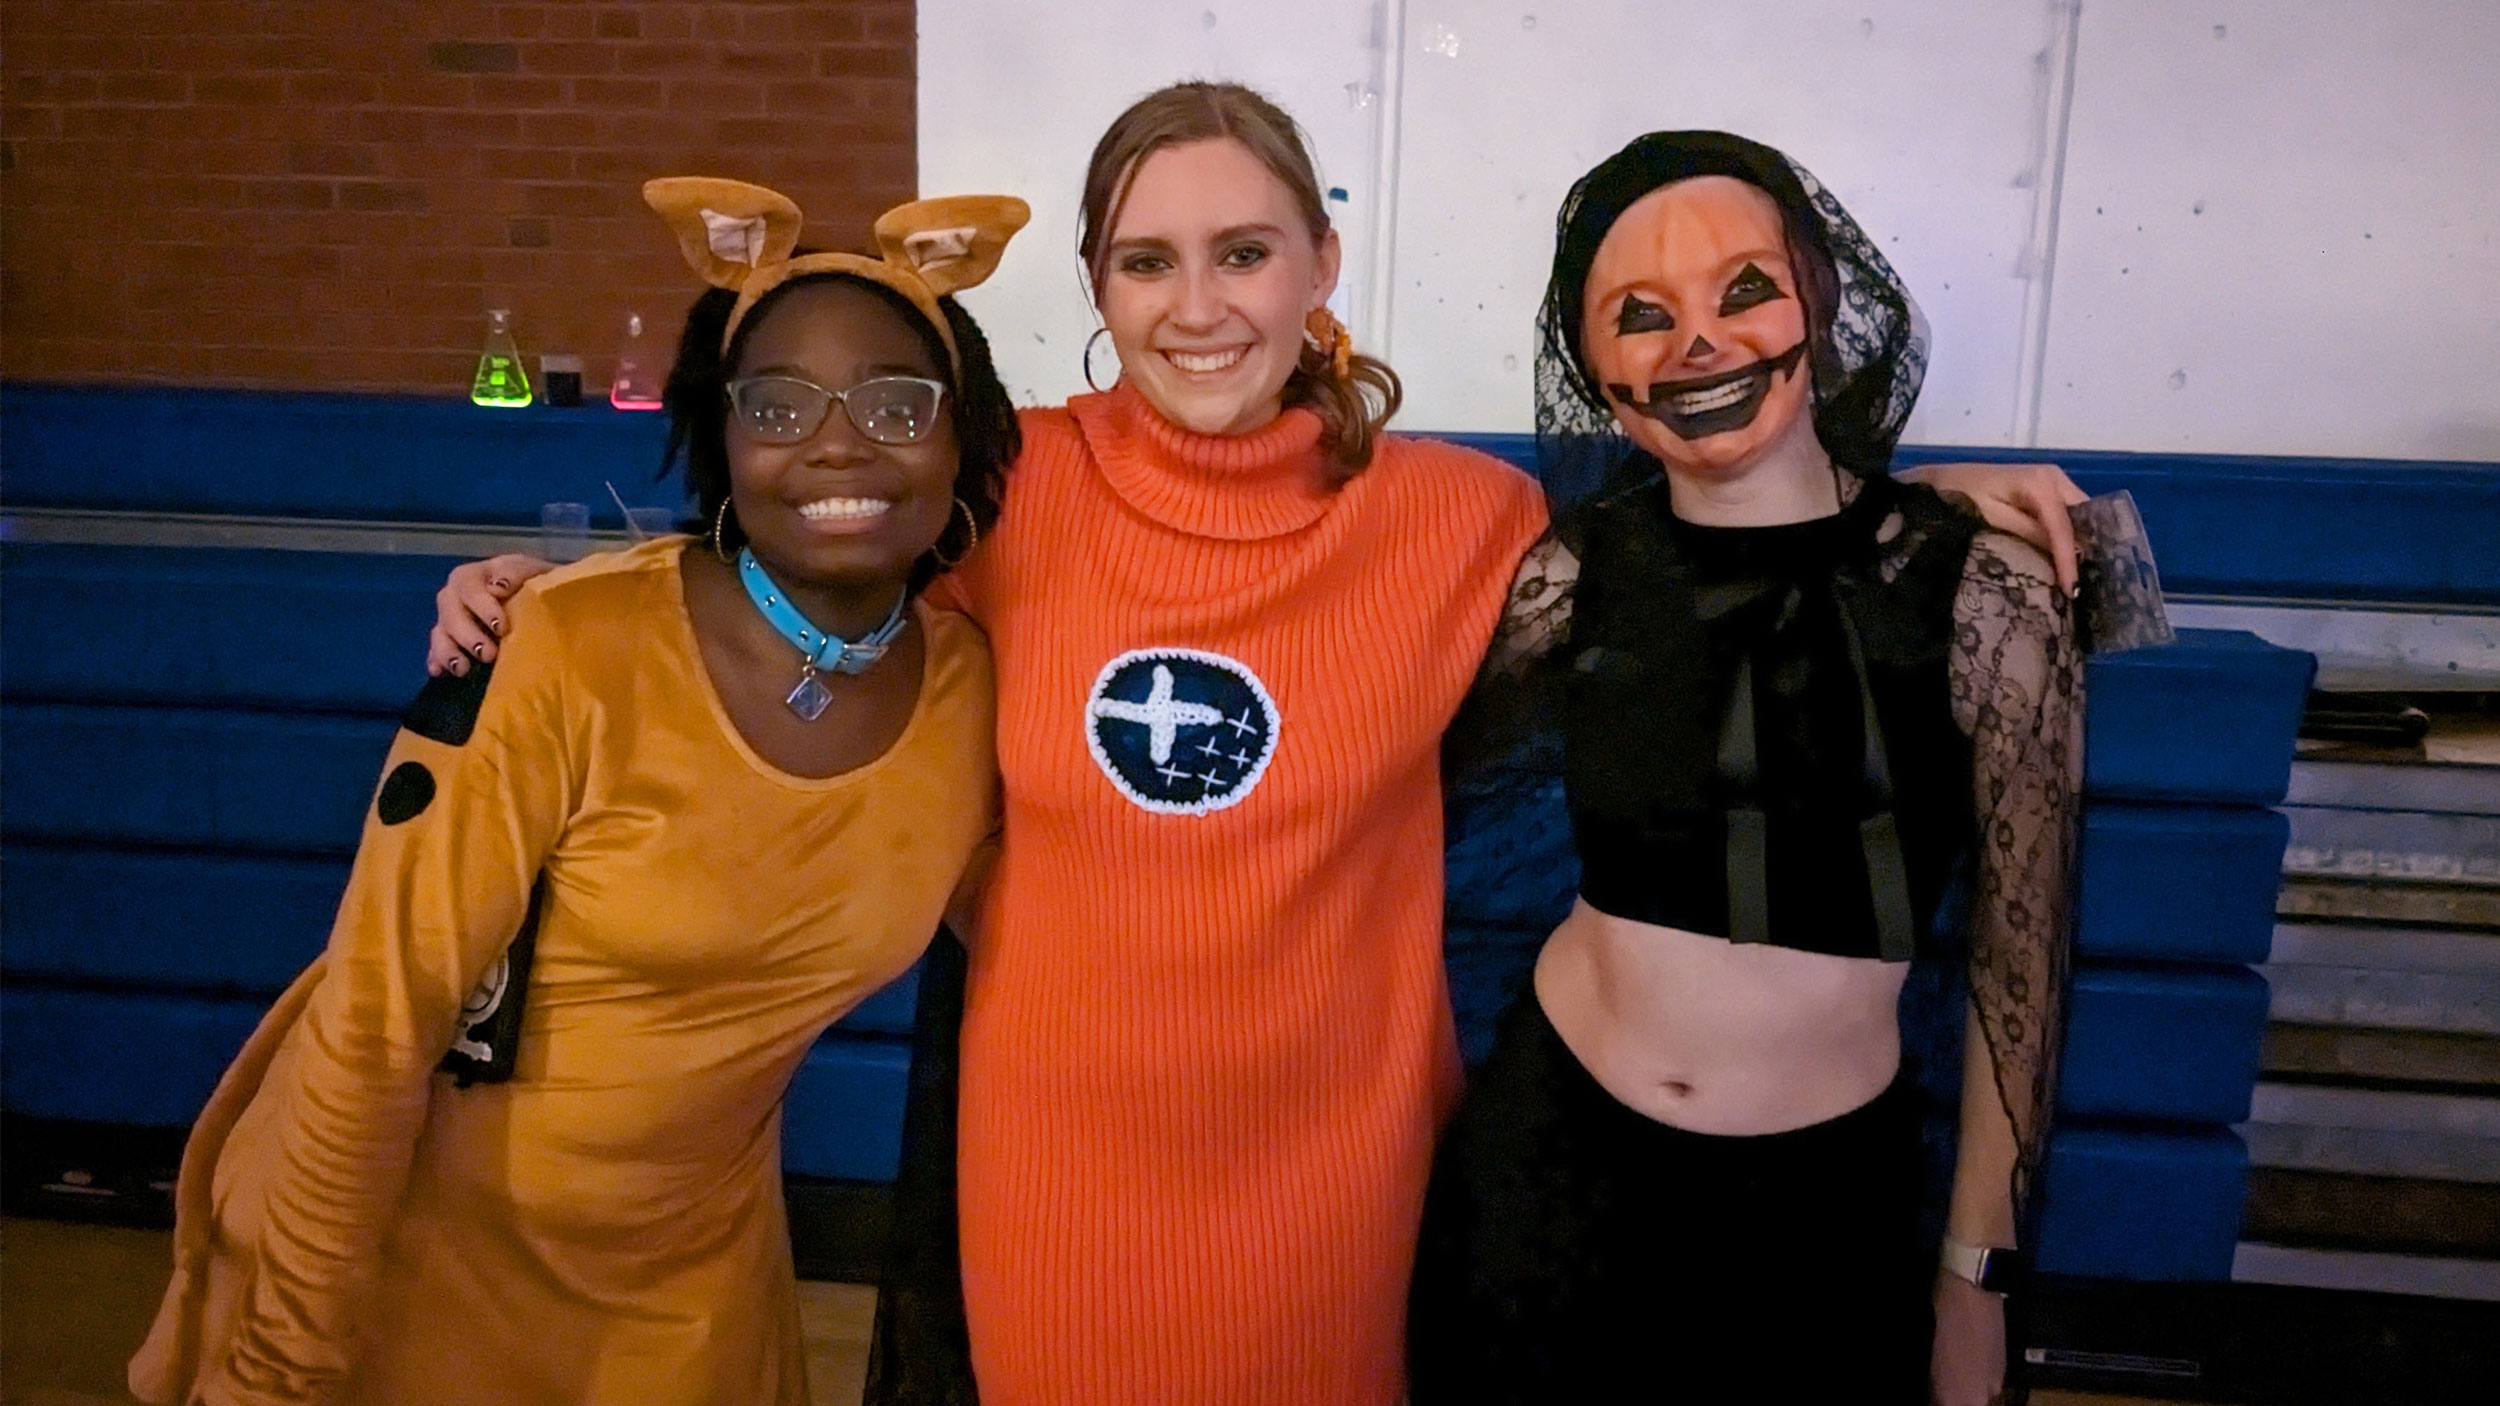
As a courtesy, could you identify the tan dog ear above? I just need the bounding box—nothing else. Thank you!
[643,177,804,289]
[874,195,1031,299]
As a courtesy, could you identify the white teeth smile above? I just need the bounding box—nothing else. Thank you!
[1165,347,1247,374]
[798,496,891,521]
[1672,376,1759,416]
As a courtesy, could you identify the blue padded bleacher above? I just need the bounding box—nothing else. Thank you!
[4,702,394,852]
[3,846,349,993]
[2060,964,2274,1125]
[1,385,673,523]
[1,384,921,1190]
[0,544,470,709]
[2,986,270,1128]
[2077,804,2290,966]
[784,1041,915,1183]
[1459,432,2500,607]
[2082,629,2314,805]
[2034,1125,2253,1283]
[2029,629,2315,1280]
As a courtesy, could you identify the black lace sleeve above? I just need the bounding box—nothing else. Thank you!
[1949,532,2082,1209]
[1443,534,1578,789]
[1482,533,1579,681]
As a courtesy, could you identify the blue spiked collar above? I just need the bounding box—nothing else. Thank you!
[735,547,907,719]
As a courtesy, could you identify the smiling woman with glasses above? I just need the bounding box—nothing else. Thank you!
[126,181,1029,1406]
[726,372,949,447]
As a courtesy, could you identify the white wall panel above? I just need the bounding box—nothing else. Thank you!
[919,1,2499,460]
[2037,1,2500,459]
[1384,0,2063,440]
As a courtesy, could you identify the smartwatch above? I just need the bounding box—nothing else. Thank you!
[1941,1238,2026,1294]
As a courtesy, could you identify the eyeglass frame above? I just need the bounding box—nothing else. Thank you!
[722,373,951,447]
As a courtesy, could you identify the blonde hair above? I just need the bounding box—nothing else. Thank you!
[1077,81,1402,480]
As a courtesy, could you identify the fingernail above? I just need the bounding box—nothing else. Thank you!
[484,617,503,636]
[450,659,468,675]
[488,577,510,592]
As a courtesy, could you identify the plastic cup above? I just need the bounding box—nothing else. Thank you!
[539,502,592,562]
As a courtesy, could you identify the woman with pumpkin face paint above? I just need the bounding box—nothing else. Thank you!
[1409,132,2079,1406]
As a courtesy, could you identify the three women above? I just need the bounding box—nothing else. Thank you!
[417,87,2079,1405]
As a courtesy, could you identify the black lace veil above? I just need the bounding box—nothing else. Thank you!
[1534,130,1930,516]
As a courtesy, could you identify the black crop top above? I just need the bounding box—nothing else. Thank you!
[1561,471,1982,961]
[1458,457,2080,1200]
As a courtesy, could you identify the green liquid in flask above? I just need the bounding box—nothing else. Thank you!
[472,309,533,408]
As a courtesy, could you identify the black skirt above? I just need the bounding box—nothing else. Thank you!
[1410,991,1933,1404]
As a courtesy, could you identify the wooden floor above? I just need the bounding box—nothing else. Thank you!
[0,1217,874,1406]
[0,1216,2209,1405]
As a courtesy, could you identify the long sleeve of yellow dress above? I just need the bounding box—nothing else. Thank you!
[204,582,583,1404]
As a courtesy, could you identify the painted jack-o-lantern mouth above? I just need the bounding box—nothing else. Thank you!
[1608,338,1807,442]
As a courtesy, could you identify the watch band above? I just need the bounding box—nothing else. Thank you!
[1941,1238,2025,1294]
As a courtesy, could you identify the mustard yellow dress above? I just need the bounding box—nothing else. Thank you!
[128,538,997,1406]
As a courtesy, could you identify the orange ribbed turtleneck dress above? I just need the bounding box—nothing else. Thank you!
[931,384,1547,1404]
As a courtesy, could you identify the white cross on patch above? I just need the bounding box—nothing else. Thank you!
[1089,664,1223,764]
[1084,647,1279,816]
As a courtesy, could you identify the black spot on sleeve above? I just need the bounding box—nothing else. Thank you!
[402,659,496,745]
[375,761,437,825]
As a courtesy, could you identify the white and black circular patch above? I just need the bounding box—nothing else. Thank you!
[1084,647,1279,815]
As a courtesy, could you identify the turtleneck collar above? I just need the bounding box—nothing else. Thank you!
[1069,380,1339,541]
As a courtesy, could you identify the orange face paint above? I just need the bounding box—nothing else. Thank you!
[1581,175,1813,477]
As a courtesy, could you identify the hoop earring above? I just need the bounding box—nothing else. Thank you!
[929,496,980,569]
[1082,327,1116,393]
[711,498,734,563]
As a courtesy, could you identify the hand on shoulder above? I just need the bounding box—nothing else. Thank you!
[428,553,554,677]
[1905,461,2084,597]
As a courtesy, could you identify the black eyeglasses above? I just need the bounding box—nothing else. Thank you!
[724,374,948,446]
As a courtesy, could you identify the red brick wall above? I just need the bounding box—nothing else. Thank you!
[1,1,916,394]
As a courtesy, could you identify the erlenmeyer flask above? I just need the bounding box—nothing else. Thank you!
[472,308,533,408]
[609,311,664,410]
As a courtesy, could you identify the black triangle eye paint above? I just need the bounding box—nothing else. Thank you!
[1616,295,1675,335]
[1718,262,1787,316]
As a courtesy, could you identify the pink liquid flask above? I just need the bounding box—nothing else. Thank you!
[609,311,664,410]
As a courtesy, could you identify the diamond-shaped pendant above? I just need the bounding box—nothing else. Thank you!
[785,670,833,721]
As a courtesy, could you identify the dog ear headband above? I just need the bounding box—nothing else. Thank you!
[642,176,1030,373]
